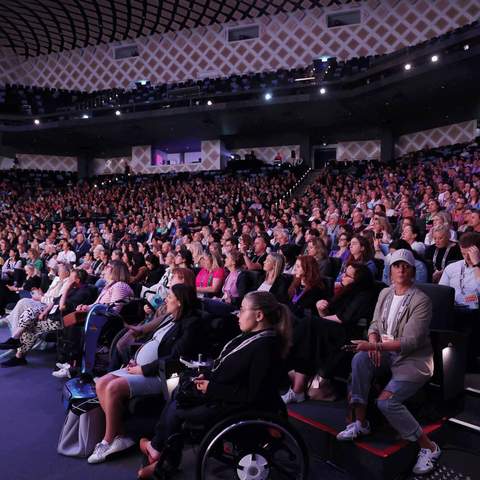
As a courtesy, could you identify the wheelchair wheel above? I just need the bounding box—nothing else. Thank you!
[196,412,309,480]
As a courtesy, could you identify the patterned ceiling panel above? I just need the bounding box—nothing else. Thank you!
[0,0,477,91]
[395,121,478,157]
[0,0,363,57]
[336,140,380,161]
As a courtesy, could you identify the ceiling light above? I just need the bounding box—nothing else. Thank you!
[207,100,213,106]
[464,44,470,51]
[431,55,439,63]
[319,87,326,95]
[404,63,412,71]
[82,114,89,119]
[264,92,272,101]
[33,119,40,125]
[115,110,121,116]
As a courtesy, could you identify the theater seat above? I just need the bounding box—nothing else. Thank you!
[416,283,455,330]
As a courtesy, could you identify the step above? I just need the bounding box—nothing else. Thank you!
[288,400,444,480]
[448,393,480,434]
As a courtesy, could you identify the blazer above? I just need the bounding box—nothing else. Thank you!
[141,312,202,377]
[368,286,433,383]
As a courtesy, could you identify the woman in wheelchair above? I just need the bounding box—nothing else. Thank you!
[137,290,293,479]
[89,284,202,464]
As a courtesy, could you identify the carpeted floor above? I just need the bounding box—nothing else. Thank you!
[0,325,350,480]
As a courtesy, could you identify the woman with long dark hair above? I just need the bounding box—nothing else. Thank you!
[90,284,201,464]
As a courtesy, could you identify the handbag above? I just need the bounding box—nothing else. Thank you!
[57,398,105,458]
[63,310,88,327]
[175,370,207,409]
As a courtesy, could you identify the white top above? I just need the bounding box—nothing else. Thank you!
[256,281,272,292]
[57,250,76,264]
[411,241,426,257]
[135,320,175,366]
[439,260,480,309]
[385,295,404,336]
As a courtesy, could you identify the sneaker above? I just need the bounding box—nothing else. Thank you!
[336,420,371,441]
[52,368,71,379]
[281,388,305,404]
[0,337,20,350]
[412,443,441,475]
[109,435,135,454]
[88,441,112,464]
[87,436,135,464]
[56,362,71,370]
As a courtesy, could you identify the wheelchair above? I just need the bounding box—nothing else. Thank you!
[149,405,309,480]
[194,411,309,480]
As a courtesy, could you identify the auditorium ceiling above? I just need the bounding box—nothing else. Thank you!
[0,0,363,57]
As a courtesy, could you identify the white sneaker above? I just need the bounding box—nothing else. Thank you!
[52,368,71,379]
[281,388,305,404]
[336,420,371,441]
[412,443,441,475]
[56,362,71,370]
[88,441,112,464]
[87,436,135,464]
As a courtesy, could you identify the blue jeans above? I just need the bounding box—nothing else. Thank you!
[350,351,424,441]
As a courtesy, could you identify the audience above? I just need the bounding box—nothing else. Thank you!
[0,139,479,476]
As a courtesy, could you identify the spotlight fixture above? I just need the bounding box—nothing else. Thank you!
[115,110,121,116]
[82,114,89,119]
[207,100,213,106]
[34,119,40,125]
[319,87,326,95]
[464,44,470,51]
[404,63,412,71]
[431,55,439,63]
[264,92,272,101]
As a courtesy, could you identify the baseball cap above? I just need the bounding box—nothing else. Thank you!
[390,249,415,267]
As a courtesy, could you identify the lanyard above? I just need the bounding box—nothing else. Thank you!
[381,288,415,337]
[212,330,276,372]
[432,244,452,271]
[459,263,470,295]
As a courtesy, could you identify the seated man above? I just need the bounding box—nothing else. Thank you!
[439,232,480,370]
[337,249,440,476]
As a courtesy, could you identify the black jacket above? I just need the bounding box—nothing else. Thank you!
[141,312,202,377]
[289,286,328,317]
[206,330,285,412]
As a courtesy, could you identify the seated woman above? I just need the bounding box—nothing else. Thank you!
[202,251,244,316]
[143,255,164,289]
[89,284,202,464]
[137,291,292,479]
[329,232,351,264]
[3,262,71,332]
[255,252,291,304]
[312,264,378,399]
[109,267,196,370]
[306,238,332,277]
[337,249,441,476]
[335,235,376,290]
[1,248,22,283]
[288,255,328,317]
[75,260,134,317]
[195,252,225,298]
[0,264,41,315]
[382,240,428,285]
[0,268,93,367]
